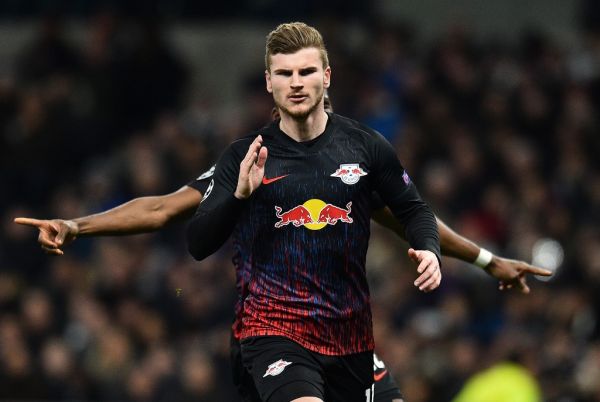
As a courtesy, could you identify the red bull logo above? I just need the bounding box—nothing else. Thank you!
[274,199,353,230]
[274,205,313,228]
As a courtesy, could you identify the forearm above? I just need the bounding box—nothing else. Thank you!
[437,218,481,263]
[380,193,440,262]
[187,194,246,260]
[402,205,441,263]
[375,202,440,262]
[374,208,481,264]
[374,209,551,290]
[75,196,174,236]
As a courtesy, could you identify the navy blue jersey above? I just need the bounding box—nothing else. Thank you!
[188,164,404,343]
[187,113,440,355]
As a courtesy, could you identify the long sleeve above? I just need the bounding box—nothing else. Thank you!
[370,132,441,264]
[186,143,247,260]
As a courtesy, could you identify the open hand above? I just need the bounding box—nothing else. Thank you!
[234,135,268,199]
[409,248,442,292]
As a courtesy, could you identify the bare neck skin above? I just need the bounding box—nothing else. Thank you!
[279,105,328,142]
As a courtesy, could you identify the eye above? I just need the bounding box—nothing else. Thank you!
[300,68,317,76]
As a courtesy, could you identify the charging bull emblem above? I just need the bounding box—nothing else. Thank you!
[274,199,352,230]
[330,163,367,185]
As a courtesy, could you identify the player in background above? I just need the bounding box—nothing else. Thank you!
[15,94,551,402]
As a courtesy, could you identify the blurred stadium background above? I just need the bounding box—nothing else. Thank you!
[1,1,600,401]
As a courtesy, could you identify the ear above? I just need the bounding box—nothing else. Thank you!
[265,70,273,93]
[323,66,331,89]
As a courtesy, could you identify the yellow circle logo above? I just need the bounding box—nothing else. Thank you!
[302,199,327,230]
[273,199,353,230]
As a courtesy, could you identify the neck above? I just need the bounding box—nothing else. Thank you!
[279,108,328,142]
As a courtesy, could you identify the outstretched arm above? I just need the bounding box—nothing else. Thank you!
[14,186,202,255]
[372,208,552,293]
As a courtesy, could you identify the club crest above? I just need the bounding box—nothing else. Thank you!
[331,163,367,185]
[263,359,292,377]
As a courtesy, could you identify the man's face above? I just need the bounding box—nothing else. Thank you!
[266,47,331,120]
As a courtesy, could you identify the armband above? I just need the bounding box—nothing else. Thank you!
[474,248,493,268]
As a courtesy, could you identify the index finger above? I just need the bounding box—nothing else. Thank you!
[244,136,263,159]
[415,263,435,285]
[522,264,553,276]
[240,136,263,170]
[14,217,45,228]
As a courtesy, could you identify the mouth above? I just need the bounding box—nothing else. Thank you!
[288,94,308,103]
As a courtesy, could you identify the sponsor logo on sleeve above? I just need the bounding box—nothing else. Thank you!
[196,165,215,181]
[200,179,214,202]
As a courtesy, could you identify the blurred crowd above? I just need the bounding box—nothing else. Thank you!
[1,9,600,402]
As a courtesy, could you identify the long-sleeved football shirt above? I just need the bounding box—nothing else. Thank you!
[187,113,440,355]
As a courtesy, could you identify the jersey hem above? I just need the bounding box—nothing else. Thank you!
[240,328,374,356]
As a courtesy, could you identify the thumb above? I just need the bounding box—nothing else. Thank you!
[54,224,70,245]
[517,276,530,294]
[408,248,419,263]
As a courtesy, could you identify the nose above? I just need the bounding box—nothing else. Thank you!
[290,72,303,89]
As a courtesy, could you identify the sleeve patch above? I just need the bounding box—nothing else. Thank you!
[196,165,216,181]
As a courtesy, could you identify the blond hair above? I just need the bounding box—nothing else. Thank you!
[265,22,329,71]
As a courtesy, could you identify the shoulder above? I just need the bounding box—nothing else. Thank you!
[229,121,278,153]
[330,113,383,140]
[330,114,396,162]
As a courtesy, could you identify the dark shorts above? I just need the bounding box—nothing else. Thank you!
[241,335,374,402]
[373,353,404,402]
[231,334,403,402]
[230,333,262,402]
